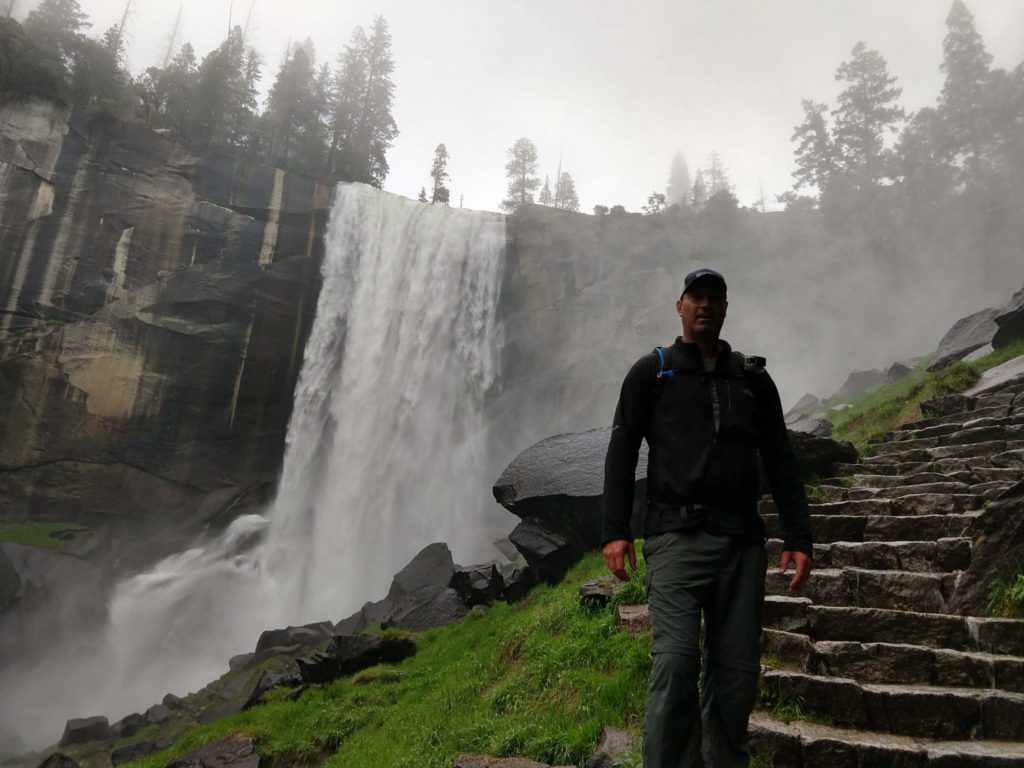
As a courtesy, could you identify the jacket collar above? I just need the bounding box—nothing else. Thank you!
[671,336,733,369]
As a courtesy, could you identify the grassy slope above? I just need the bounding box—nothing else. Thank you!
[0,521,87,551]
[832,340,1024,449]
[126,553,651,768]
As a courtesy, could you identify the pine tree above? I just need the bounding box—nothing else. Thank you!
[328,27,368,179]
[792,99,837,193]
[705,151,731,196]
[832,41,904,186]
[430,143,451,204]
[417,187,428,203]
[691,168,707,210]
[191,26,248,150]
[554,171,579,212]
[265,43,316,165]
[500,137,540,212]
[538,175,553,206]
[23,0,90,78]
[666,151,691,206]
[937,0,994,180]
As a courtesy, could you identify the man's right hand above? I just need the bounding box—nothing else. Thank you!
[603,539,637,582]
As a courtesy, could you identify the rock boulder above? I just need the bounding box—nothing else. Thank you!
[167,733,259,768]
[387,542,456,601]
[296,632,417,685]
[380,586,470,632]
[993,284,1024,349]
[928,308,1001,370]
[59,716,110,746]
[493,428,648,548]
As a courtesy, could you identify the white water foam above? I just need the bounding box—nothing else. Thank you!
[0,183,506,751]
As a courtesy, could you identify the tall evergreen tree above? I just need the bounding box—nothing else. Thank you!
[23,0,89,79]
[500,137,540,212]
[265,43,315,164]
[791,99,837,193]
[832,41,904,186]
[704,151,731,195]
[691,168,707,209]
[190,26,248,150]
[937,0,994,181]
[430,143,451,204]
[666,151,691,207]
[554,171,579,212]
[328,26,368,179]
[342,16,396,185]
[538,175,553,206]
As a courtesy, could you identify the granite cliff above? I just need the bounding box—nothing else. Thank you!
[0,95,330,564]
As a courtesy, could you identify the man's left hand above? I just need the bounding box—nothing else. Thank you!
[779,550,812,592]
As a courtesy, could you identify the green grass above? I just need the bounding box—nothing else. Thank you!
[0,521,87,551]
[831,341,1024,449]
[124,552,653,768]
[988,566,1024,618]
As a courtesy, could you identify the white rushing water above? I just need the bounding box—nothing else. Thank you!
[0,184,507,751]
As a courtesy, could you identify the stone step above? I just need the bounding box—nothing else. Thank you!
[839,457,1017,478]
[863,440,1024,466]
[764,568,952,613]
[766,538,971,573]
[759,668,1024,740]
[767,494,983,518]
[888,422,967,442]
[901,404,1014,433]
[879,423,1024,453]
[977,481,1019,502]
[818,482,975,502]
[992,448,1024,469]
[760,603,1024,656]
[836,468,1023,489]
[764,512,976,544]
[762,629,1024,694]
[749,711,1024,766]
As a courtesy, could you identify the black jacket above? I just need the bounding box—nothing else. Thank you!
[601,337,813,557]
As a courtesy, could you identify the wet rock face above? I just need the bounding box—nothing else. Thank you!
[0,96,329,558]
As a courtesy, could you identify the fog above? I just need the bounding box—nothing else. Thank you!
[14,0,1024,212]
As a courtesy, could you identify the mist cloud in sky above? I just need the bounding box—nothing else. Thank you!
[17,0,1024,213]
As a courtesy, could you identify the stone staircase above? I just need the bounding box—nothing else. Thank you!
[751,376,1024,766]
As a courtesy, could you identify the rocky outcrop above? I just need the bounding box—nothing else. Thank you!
[928,308,1001,370]
[387,542,456,601]
[295,632,417,685]
[167,733,259,768]
[993,284,1024,349]
[829,369,886,402]
[59,716,110,746]
[0,95,329,565]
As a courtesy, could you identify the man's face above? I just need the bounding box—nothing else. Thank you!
[677,280,728,338]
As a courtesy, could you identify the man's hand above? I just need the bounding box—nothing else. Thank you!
[779,550,812,592]
[603,539,637,582]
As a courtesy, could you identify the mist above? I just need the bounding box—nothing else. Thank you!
[3,0,1024,755]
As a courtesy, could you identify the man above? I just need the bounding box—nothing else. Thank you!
[601,268,813,767]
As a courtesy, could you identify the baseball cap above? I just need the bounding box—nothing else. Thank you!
[681,268,727,296]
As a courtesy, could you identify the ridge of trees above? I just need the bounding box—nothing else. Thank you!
[0,0,397,185]
[789,0,1023,222]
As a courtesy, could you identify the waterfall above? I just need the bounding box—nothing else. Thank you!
[0,184,507,751]
[264,183,506,621]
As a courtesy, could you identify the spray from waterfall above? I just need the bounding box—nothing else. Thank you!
[0,184,507,751]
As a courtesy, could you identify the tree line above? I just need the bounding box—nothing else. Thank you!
[0,0,397,185]
[787,0,1023,225]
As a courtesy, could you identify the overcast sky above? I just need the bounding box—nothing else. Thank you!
[17,0,1024,212]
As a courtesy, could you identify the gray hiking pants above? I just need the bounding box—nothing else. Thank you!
[642,529,766,768]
